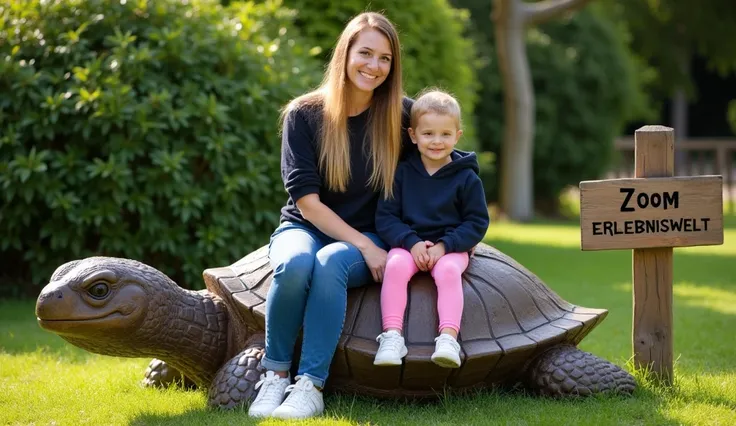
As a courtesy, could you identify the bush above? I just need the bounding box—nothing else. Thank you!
[451,0,650,208]
[0,0,322,293]
[278,0,481,151]
[529,11,649,208]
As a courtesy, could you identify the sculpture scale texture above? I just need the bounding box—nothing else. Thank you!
[35,243,636,408]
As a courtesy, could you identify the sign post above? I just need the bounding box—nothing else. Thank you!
[579,125,724,384]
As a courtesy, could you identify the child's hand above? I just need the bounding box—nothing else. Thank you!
[426,242,446,270]
[410,242,430,271]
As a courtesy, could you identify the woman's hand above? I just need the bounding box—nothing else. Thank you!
[297,194,388,281]
[360,242,388,282]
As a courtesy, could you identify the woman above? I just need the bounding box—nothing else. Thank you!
[247,12,414,420]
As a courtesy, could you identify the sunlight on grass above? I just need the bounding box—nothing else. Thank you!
[606,278,735,375]
[673,283,736,315]
[627,363,736,426]
[6,347,732,426]
[611,282,736,316]
[487,218,736,257]
[488,221,583,249]
[676,240,736,256]
[0,353,206,425]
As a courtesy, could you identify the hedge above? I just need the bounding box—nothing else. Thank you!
[0,0,322,293]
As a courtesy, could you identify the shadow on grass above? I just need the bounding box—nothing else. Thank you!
[125,374,736,425]
[124,388,685,426]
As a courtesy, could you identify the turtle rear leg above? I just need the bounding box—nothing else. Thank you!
[142,358,197,389]
[525,345,636,397]
[208,337,266,409]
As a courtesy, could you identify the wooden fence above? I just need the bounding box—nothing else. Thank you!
[608,138,736,213]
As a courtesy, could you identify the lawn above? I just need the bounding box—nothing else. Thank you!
[1,218,735,425]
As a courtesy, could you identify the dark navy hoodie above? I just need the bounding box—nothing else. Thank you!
[376,149,490,253]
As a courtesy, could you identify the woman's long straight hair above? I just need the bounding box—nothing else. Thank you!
[282,12,403,198]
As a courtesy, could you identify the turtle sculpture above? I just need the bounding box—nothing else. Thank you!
[35,243,635,408]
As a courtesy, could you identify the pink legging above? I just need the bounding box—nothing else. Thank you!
[381,248,469,334]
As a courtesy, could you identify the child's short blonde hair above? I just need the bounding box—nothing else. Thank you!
[410,89,462,129]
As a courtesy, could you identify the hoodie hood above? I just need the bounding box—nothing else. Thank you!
[408,149,480,177]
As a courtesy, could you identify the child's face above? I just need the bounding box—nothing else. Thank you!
[409,113,463,164]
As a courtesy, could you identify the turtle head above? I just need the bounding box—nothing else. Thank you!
[36,256,178,357]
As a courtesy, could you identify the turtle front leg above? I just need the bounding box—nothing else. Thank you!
[142,358,197,389]
[525,345,636,397]
[207,336,266,409]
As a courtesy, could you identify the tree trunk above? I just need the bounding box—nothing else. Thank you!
[494,0,535,222]
[671,87,688,175]
[671,48,690,175]
[492,0,594,221]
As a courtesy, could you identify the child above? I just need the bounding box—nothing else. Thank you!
[373,90,489,368]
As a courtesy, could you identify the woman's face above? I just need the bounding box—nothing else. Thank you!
[346,28,393,96]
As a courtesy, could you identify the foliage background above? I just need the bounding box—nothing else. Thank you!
[0,0,322,292]
[0,0,658,293]
[451,0,653,208]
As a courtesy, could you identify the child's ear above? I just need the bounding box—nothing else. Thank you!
[456,129,463,140]
[408,128,418,144]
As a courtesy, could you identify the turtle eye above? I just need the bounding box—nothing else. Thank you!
[88,282,110,299]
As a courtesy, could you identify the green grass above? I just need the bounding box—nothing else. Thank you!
[2,219,735,425]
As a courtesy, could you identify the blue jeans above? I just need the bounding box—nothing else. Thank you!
[262,221,388,388]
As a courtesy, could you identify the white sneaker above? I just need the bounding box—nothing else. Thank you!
[373,330,408,366]
[247,371,291,417]
[271,376,324,419]
[431,334,461,368]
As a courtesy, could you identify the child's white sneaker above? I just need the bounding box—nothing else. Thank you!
[247,371,291,417]
[271,376,324,419]
[373,330,408,366]
[431,334,461,368]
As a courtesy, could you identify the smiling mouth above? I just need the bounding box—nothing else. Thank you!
[38,311,125,324]
[359,71,377,80]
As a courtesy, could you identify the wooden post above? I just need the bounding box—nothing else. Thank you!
[632,126,674,383]
[579,125,724,386]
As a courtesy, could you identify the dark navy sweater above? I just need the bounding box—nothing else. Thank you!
[375,150,490,253]
[279,97,415,234]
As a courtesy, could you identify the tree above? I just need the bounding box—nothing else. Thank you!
[614,0,736,144]
[616,0,736,96]
[451,0,650,211]
[493,0,593,221]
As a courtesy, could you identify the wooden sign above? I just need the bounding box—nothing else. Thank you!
[578,125,725,385]
[580,176,723,250]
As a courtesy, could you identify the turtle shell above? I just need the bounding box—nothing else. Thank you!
[203,243,607,397]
